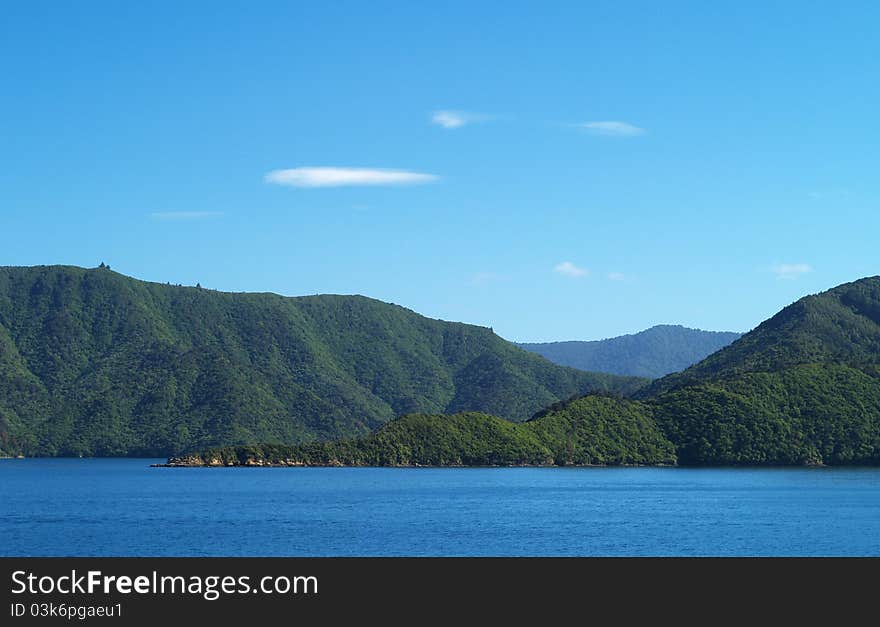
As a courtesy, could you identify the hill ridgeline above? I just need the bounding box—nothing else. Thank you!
[0,265,644,457]
[517,325,741,378]
[172,276,880,467]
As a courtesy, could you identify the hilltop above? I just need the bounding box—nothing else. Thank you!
[645,277,880,394]
[517,325,741,378]
[0,265,643,457]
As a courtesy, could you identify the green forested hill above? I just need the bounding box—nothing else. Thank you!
[641,276,880,465]
[0,265,643,457]
[517,325,741,378]
[644,277,880,395]
[180,355,880,467]
[173,276,880,467]
[8,266,880,467]
[652,363,880,465]
[169,395,676,467]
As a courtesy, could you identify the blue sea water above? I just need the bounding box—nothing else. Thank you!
[2,459,879,556]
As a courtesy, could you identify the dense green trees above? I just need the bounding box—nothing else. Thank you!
[526,395,676,465]
[643,277,880,396]
[4,265,880,467]
[652,364,880,465]
[172,276,880,467]
[644,277,880,465]
[0,265,643,457]
[170,395,676,467]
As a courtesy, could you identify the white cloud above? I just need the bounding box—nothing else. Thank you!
[578,121,645,137]
[554,261,589,278]
[265,167,438,188]
[607,271,628,281]
[431,110,490,129]
[150,211,223,221]
[772,263,813,280]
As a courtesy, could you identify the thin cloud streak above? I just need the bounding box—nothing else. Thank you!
[150,211,223,221]
[431,110,491,129]
[265,167,438,188]
[577,121,645,137]
[772,263,813,280]
[470,271,502,286]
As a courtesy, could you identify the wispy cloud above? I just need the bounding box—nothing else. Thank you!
[607,271,628,281]
[554,261,589,278]
[577,121,645,137]
[807,188,851,200]
[772,263,813,280]
[150,211,223,221]
[469,271,502,286]
[265,167,438,188]
[431,110,491,129]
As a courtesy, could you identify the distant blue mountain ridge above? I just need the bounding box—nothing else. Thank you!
[517,325,742,379]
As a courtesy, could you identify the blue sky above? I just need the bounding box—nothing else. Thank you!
[2,1,878,342]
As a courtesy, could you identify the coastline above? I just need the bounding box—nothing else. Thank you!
[152,458,836,469]
[151,460,674,468]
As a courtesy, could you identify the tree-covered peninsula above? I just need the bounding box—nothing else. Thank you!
[164,395,676,467]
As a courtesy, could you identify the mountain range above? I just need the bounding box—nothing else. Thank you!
[3,265,879,467]
[517,325,741,378]
[0,265,642,457]
[178,276,880,467]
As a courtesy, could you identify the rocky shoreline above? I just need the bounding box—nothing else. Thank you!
[152,454,672,468]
